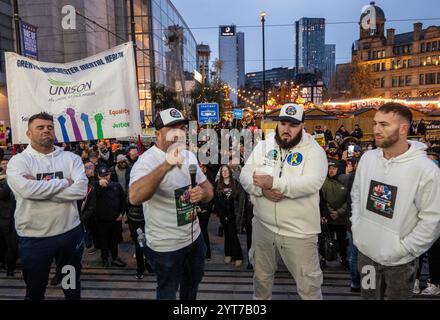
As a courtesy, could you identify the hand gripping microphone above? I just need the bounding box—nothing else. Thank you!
[188,164,198,244]
[189,164,197,188]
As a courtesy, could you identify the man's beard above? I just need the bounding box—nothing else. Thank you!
[375,129,399,148]
[275,128,303,150]
[40,137,54,148]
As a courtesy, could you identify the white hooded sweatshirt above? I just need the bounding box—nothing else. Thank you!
[240,131,328,238]
[7,145,88,237]
[351,141,440,266]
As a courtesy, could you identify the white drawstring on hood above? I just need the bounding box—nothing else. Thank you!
[377,141,428,175]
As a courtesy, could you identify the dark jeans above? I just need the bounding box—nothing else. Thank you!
[428,237,440,285]
[197,211,211,259]
[128,220,146,274]
[347,232,360,289]
[0,229,18,273]
[19,225,84,300]
[327,224,347,261]
[145,234,206,300]
[358,251,417,300]
[221,217,243,261]
[96,221,120,261]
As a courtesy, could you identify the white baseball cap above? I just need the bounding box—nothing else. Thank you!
[273,103,304,124]
[154,108,188,130]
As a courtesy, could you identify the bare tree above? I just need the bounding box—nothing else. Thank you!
[166,25,190,117]
[350,55,374,99]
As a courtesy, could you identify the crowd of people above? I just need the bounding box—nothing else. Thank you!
[0,102,439,300]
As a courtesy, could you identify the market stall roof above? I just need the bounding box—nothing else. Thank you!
[348,108,376,116]
[428,108,440,116]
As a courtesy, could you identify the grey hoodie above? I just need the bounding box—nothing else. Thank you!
[7,145,88,237]
[351,141,440,266]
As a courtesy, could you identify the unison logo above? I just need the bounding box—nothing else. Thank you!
[48,78,93,96]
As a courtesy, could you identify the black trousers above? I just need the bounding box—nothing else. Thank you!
[197,212,211,259]
[244,219,252,252]
[221,217,243,260]
[128,220,146,274]
[0,229,18,273]
[428,237,440,285]
[96,221,120,261]
[416,253,427,279]
[327,224,347,261]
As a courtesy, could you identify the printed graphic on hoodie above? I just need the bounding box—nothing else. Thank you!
[36,171,64,181]
[287,152,303,166]
[174,185,196,226]
[366,180,398,219]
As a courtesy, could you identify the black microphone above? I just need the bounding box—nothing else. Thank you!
[189,164,197,188]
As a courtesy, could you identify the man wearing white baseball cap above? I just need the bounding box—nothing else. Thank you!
[240,103,328,300]
[129,107,213,300]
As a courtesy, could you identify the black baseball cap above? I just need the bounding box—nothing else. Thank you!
[98,166,111,177]
[328,159,340,167]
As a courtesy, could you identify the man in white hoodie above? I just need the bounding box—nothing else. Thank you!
[240,103,328,300]
[6,112,88,300]
[351,103,440,300]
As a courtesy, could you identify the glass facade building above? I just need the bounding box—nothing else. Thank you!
[294,18,326,74]
[128,0,197,123]
[323,44,336,87]
[1,0,196,125]
[0,0,14,78]
[219,26,245,106]
[245,67,296,89]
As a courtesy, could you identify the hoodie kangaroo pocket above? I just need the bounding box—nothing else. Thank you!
[352,217,407,265]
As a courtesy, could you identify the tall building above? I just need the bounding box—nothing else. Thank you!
[237,32,245,88]
[17,0,118,64]
[197,44,211,83]
[0,0,14,125]
[245,67,296,89]
[294,18,325,74]
[219,25,245,105]
[0,0,198,125]
[352,2,440,98]
[323,44,336,87]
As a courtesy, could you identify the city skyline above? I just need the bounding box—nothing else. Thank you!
[173,0,440,72]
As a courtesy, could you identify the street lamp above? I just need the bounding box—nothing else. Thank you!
[260,11,266,117]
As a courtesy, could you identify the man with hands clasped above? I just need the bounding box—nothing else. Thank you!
[240,103,328,300]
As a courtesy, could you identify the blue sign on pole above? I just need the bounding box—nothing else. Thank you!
[197,103,219,125]
[233,108,243,120]
[20,21,38,59]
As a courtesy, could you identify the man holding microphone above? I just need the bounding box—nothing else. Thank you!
[129,108,213,300]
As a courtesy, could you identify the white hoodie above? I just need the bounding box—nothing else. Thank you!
[240,131,328,238]
[351,141,440,266]
[7,145,88,237]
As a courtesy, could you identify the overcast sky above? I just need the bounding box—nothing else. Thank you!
[172,0,440,72]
